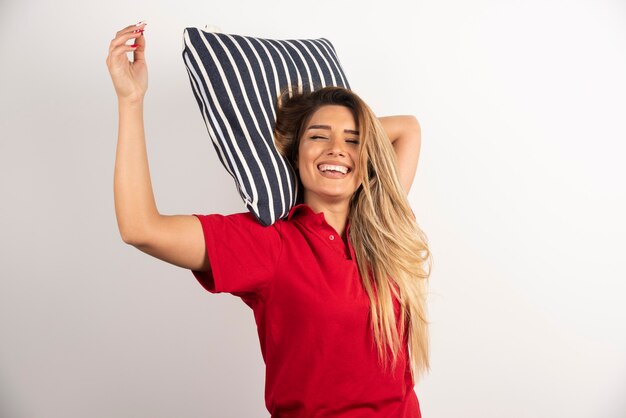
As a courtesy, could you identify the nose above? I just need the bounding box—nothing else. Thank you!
[325,137,347,157]
[326,149,346,157]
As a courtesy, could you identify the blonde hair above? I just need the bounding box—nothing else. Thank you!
[274,86,432,383]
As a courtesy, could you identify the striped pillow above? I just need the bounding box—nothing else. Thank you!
[181,27,351,226]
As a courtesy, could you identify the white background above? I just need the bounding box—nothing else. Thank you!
[1,0,625,417]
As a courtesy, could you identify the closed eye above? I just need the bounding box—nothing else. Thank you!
[309,136,359,145]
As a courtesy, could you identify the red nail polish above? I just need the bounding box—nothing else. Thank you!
[131,44,138,48]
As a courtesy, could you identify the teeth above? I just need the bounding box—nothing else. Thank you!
[318,164,349,174]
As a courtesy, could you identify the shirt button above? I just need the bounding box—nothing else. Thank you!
[329,235,335,240]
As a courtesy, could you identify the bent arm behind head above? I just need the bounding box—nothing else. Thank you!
[377,115,421,194]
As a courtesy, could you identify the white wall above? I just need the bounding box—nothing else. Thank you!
[1,0,624,417]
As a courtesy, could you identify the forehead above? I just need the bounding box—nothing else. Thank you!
[306,105,356,127]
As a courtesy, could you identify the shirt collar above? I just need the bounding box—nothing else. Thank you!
[287,203,355,260]
[287,203,318,221]
[287,203,351,225]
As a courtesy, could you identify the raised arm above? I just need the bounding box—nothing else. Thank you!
[107,22,209,272]
[377,115,422,194]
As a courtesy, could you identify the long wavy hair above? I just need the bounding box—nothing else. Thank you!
[273,85,432,383]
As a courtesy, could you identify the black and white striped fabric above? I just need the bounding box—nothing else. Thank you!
[182,27,351,226]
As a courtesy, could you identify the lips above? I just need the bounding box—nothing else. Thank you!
[317,163,351,174]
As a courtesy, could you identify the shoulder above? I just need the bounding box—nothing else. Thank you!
[195,205,314,235]
[193,211,286,239]
[196,211,276,225]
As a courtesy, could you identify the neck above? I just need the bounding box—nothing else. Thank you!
[304,197,350,238]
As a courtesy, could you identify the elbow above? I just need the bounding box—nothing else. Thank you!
[119,225,144,247]
[117,214,160,247]
[410,115,421,132]
[120,229,138,246]
[411,116,421,146]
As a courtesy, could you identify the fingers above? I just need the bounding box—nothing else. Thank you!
[116,21,146,36]
[109,22,146,52]
[114,21,147,38]
[132,30,146,63]
[106,22,147,67]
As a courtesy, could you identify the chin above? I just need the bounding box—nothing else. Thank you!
[305,189,356,205]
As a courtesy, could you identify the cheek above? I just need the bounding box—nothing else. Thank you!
[295,152,309,181]
[297,145,314,170]
[295,142,307,169]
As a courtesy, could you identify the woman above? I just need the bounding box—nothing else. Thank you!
[107,22,432,417]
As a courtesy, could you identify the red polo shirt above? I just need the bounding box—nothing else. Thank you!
[191,204,421,417]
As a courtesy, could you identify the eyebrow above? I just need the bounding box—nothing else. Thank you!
[307,124,359,135]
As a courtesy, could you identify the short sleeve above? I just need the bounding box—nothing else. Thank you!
[190,212,282,298]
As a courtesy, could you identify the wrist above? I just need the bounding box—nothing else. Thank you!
[118,94,145,107]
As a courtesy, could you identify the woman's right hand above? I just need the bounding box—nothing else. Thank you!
[106,22,148,102]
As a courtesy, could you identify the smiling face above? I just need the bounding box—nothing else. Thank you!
[296,105,362,209]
